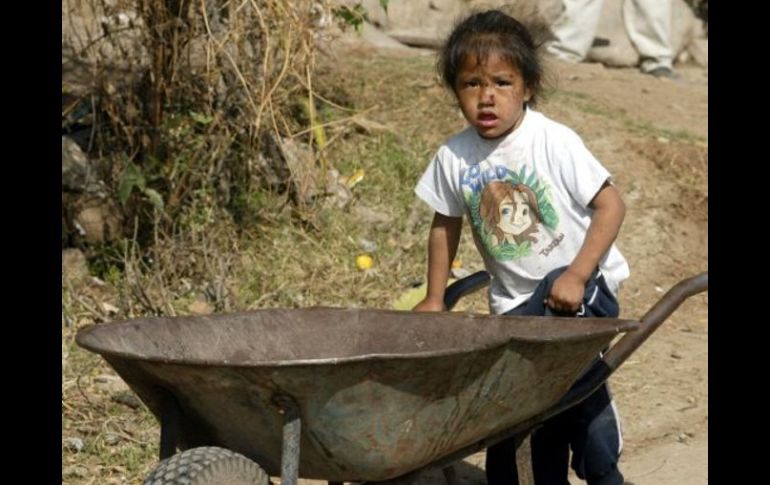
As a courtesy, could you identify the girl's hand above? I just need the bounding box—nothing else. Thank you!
[545,271,586,314]
[413,296,445,312]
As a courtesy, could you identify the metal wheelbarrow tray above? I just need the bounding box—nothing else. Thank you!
[76,272,707,484]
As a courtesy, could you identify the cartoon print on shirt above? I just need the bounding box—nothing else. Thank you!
[463,163,558,260]
[480,182,542,245]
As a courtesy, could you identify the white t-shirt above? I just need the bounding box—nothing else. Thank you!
[415,109,630,314]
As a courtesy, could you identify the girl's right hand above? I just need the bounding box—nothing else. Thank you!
[546,270,586,314]
[413,297,445,312]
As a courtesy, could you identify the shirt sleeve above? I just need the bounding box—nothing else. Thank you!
[414,150,465,217]
[552,128,612,208]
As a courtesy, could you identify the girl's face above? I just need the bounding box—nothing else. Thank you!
[454,52,532,139]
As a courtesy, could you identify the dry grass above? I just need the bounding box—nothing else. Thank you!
[61,51,490,482]
[62,0,340,254]
[62,43,707,483]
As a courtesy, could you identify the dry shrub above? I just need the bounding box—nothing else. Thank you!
[63,0,336,236]
[62,0,350,315]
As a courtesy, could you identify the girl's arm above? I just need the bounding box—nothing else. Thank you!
[546,181,625,313]
[413,212,463,312]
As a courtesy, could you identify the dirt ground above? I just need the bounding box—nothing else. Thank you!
[62,27,707,485]
[558,62,707,485]
[307,41,709,485]
[531,59,708,485]
[442,56,706,485]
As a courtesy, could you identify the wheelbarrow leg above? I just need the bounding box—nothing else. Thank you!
[274,394,301,485]
[441,465,457,485]
[158,390,182,460]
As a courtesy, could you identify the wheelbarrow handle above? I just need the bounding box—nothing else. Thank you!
[444,271,708,360]
[443,269,707,413]
[548,271,708,422]
[603,271,708,371]
[443,270,491,310]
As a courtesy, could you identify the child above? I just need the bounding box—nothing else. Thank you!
[412,9,630,485]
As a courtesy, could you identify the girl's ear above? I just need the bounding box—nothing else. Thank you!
[524,85,533,103]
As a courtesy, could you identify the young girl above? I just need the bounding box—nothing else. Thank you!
[413,10,630,485]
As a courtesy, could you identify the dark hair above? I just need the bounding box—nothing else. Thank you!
[438,10,543,106]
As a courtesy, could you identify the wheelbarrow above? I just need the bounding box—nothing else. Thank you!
[75,271,707,484]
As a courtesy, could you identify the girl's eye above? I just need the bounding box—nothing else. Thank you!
[465,81,479,88]
[501,208,511,216]
[496,80,511,87]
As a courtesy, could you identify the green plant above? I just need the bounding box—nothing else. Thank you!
[333,0,389,32]
[117,161,164,211]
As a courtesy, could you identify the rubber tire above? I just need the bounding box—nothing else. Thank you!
[144,446,269,485]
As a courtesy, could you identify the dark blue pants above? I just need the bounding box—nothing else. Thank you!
[485,267,625,485]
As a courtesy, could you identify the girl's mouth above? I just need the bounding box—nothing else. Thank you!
[478,113,498,127]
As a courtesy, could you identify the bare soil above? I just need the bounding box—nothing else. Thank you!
[62,35,707,485]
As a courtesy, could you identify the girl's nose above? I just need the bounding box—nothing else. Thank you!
[480,86,494,104]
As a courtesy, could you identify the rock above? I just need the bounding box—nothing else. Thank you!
[360,22,413,50]
[72,195,122,244]
[104,432,121,445]
[358,237,378,253]
[588,0,699,68]
[62,136,91,191]
[112,391,142,410]
[687,38,708,67]
[352,117,395,135]
[325,169,353,209]
[94,375,129,394]
[355,0,462,35]
[62,248,90,283]
[352,205,394,229]
[64,437,85,452]
[280,136,320,203]
[63,465,88,478]
[451,267,471,279]
[188,300,214,315]
[355,0,561,49]
[253,134,321,206]
[99,11,139,34]
[101,302,120,314]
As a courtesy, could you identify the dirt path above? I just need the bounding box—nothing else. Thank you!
[311,44,709,485]
[547,60,708,485]
[468,60,708,485]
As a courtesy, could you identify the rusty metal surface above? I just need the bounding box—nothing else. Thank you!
[77,307,636,482]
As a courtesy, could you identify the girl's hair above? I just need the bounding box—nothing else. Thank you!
[438,9,543,106]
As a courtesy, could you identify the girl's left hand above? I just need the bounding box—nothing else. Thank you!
[545,271,586,314]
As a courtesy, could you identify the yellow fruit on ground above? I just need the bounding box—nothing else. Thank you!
[356,254,373,270]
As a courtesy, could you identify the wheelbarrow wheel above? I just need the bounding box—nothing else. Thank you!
[144,446,269,485]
